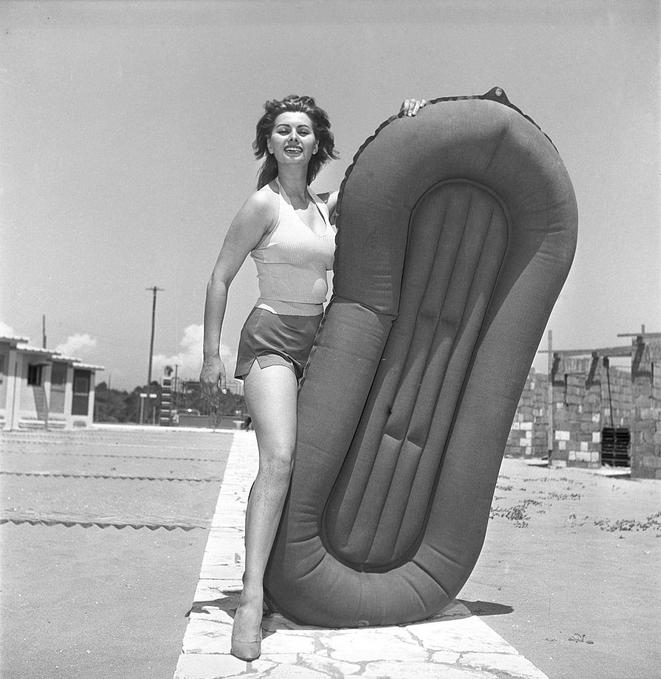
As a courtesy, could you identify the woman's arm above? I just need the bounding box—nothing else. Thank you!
[200,189,275,399]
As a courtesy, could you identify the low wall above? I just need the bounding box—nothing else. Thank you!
[506,338,659,478]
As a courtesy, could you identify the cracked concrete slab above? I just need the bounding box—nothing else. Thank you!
[174,432,549,679]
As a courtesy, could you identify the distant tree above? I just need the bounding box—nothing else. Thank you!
[94,382,130,422]
[95,379,246,425]
[129,381,162,424]
[176,379,246,417]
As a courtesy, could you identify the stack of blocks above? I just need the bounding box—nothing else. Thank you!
[551,357,603,468]
[506,359,636,468]
[505,371,548,458]
[631,339,661,478]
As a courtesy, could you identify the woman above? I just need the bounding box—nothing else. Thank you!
[200,94,426,661]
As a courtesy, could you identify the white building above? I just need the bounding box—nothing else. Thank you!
[0,335,103,430]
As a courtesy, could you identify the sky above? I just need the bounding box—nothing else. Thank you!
[1,0,659,390]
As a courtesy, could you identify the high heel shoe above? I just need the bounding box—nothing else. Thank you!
[230,603,263,662]
[230,629,262,662]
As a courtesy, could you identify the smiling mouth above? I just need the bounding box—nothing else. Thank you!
[284,146,302,154]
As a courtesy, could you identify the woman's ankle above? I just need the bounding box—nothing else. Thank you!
[238,586,263,606]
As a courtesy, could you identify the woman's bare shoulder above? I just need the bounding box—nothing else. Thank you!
[236,182,278,222]
[247,182,278,209]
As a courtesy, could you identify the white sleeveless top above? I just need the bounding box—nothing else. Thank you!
[251,180,336,316]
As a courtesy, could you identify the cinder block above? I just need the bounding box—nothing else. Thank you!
[568,450,576,461]
[559,440,567,451]
[580,442,588,452]
[576,451,591,462]
[592,432,601,443]
[555,430,571,441]
[642,455,661,468]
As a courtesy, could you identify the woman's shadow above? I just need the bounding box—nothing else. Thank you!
[186,590,325,640]
[187,591,513,638]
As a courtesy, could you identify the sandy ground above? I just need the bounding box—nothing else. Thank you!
[1,429,231,679]
[1,429,659,679]
[460,459,660,679]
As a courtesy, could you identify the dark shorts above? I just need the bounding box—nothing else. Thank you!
[234,307,323,380]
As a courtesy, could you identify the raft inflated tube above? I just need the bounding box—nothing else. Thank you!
[264,87,577,627]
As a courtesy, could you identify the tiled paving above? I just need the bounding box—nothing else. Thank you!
[174,432,549,679]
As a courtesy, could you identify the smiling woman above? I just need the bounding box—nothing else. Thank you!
[198,93,425,661]
[199,94,339,662]
[253,95,338,190]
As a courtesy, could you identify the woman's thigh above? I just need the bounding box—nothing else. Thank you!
[244,361,298,463]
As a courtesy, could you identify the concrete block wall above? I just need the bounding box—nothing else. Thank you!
[507,359,633,468]
[631,340,661,478]
[505,371,548,458]
[551,357,601,468]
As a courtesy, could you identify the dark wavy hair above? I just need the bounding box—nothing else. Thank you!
[253,94,338,189]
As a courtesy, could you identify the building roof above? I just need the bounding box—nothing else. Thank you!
[73,362,105,372]
[16,344,57,357]
[0,335,31,347]
[0,335,104,370]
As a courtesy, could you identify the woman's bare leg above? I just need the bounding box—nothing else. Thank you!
[231,361,298,659]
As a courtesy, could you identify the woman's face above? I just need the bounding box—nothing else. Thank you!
[267,111,318,169]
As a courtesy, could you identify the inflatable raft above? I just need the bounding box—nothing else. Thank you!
[264,87,578,627]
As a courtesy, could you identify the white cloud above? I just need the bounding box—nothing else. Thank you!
[152,323,236,381]
[55,333,97,357]
[0,321,17,337]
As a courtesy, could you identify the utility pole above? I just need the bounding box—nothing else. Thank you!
[143,286,164,424]
[42,314,47,348]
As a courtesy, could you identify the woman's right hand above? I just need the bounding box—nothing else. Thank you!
[200,356,227,404]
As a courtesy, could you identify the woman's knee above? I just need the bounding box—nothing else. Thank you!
[259,443,295,477]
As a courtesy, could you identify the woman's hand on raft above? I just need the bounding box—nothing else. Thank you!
[400,98,428,117]
[200,356,227,403]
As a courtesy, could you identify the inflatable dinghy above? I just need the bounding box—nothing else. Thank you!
[264,87,577,627]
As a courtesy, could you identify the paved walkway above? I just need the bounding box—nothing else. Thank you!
[174,432,549,679]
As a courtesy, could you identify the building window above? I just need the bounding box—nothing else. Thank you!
[51,362,67,386]
[27,364,43,386]
[50,362,67,414]
[72,369,91,416]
